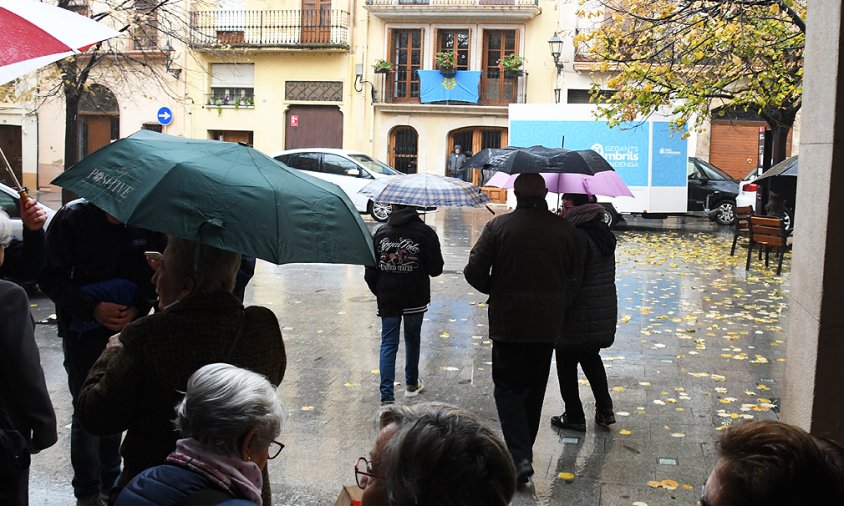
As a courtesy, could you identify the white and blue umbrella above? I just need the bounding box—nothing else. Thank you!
[359,173,492,208]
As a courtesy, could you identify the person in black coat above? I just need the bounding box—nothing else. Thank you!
[552,193,617,432]
[0,210,57,506]
[364,205,444,405]
[464,174,581,484]
[38,199,164,504]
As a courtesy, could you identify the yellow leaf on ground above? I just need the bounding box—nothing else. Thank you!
[558,472,576,481]
[301,406,314,411]
[612,386,626,392]
[619,429,632,435]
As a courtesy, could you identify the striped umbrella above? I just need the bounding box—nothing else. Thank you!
[359,173,492,208]
[0,0,120,84]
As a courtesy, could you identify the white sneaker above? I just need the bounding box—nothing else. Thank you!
[405,381,425,398]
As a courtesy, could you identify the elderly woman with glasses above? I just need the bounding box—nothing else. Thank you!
[116,363,284,505]
[77,237,286,503]
[356,403,516,506]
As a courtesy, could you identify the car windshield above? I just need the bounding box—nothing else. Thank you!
[349,154,399,175]
[695,159,733,181]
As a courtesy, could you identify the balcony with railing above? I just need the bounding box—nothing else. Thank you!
[377,70,526,107]
[189,10,351,49]
[364,0,540,21]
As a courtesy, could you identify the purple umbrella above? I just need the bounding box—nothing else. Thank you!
[485,170,633,197]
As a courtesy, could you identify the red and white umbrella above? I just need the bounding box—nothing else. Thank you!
[0,0,121,84]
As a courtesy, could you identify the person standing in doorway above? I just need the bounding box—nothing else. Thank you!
[365,204,444,406]
[38,199,164,506]
[447,144,467,179]
[464,173,581,484]
[552,193,617,432]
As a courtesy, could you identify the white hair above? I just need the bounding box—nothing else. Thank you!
[175,363,285,457]
[0,210,12,247]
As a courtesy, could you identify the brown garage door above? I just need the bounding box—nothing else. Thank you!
[710,120,792,180]
[284,105,342,149]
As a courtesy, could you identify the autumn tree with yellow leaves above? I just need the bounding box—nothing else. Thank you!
[577,0,806,164]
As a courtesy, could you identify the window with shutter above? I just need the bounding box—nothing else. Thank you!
[210,63,255,104]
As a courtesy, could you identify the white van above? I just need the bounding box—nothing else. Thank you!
[272,148,399,222]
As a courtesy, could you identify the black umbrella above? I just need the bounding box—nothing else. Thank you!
[462,145,614,175]
[754,156,798,181]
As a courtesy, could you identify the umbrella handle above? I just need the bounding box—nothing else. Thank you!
[18,189,29,206]
[485,205,495,215]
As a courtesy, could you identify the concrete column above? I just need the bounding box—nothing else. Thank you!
[782,2,844,440]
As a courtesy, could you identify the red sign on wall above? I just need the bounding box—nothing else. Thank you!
[290,115,299,127]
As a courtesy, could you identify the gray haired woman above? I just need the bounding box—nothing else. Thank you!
[356,403,516,506]
[115,363,285,506]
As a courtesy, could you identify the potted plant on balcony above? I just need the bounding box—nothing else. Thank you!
[497,54,525,77]
[436,51,458,77]
[373,59,394,74]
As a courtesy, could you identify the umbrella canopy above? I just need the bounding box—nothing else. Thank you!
[754,156,798,182]
[485,170,634,198]
[52,130,376,266]
[0,0,120,84]
[358,173,492,208]
[464,145,615,175]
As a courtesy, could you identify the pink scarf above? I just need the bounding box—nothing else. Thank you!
[166,438,263,504]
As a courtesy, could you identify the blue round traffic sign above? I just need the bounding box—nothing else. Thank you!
[157,106,173,126]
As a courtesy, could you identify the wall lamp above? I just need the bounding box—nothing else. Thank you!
[161,39,182,79]
[548,32,565,71]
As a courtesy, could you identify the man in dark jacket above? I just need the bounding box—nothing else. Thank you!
[464,173,581,484]
[38,199,164,505]
[364,204,444,405]
[552,193,617,432]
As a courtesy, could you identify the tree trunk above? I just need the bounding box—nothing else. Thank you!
[763,106,798,166]
[62,86,80,205]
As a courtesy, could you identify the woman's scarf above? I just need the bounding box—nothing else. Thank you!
[166,438,263,504]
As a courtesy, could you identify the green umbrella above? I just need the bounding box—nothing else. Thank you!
[52,130,376,266]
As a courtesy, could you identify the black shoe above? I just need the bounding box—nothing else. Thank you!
[550,413,586,432]
[595,410,616,426]
[516,459,534,484]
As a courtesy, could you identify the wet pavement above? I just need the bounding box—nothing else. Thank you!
[25,206,790,505]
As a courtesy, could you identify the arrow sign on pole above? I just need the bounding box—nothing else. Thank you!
[157,106,173,126]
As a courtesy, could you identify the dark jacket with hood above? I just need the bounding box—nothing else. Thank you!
[464,198,581,343]
[558,203,617,348]
[364,207,444,317]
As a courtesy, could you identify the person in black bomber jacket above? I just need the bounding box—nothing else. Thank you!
[552,193,618,433]
[364,204,444,405]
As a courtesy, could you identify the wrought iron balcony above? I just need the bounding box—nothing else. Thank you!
[378,70,526,106]
[189,9,351,49]
[364,0,540,21]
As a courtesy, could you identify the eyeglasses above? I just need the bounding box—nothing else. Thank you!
[355,457,380,489]
[268,440,285,459]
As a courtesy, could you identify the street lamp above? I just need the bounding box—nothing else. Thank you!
[548,32,564,70]
[161,39,182,79]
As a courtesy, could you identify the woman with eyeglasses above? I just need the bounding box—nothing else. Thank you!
[116,363,285,505]
[355,403,516,506]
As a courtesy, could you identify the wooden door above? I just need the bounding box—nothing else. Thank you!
[482,30,518,105]
[86,116,113,156]
[301,0,330,44]
[285,105,343,149]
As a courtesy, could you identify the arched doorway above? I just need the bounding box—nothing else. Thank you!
[448,126,507,184]
[389,126,418,173]
[79,84,119,157]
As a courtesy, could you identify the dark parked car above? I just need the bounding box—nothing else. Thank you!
[689,157,740,226]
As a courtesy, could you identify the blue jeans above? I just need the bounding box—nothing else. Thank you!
[379,313,424,402]
[63,333,122,499]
